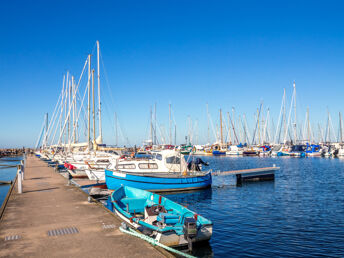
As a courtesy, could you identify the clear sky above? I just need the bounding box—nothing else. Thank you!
[1,0,344,147]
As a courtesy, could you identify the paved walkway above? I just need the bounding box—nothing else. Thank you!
[0,156,166,257]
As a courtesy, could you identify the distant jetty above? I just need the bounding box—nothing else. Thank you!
[0,148,26,158]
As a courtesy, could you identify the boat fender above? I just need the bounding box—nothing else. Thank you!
[129,216,135,223]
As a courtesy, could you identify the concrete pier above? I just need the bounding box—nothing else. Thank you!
[0,156,166,257]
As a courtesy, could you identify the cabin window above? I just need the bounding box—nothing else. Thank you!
[117,164,136,169]
[166,156,180,164]
[138,163,158,169]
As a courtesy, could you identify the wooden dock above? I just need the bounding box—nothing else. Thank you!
[212,166,279,185]
[0,156,168,257]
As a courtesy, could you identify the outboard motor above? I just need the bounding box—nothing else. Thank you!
[187,158,209,171]
[183,217,197,251]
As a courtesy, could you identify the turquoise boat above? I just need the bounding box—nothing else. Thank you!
[108,185,213,247]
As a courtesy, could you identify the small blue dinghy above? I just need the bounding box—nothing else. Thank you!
[108,185,213,247]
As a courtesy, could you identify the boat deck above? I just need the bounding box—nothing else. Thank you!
[0,156,166,257]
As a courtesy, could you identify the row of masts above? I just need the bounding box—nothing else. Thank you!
[38,41,103,151]
[37,47,344,149]
[141,82,343,147]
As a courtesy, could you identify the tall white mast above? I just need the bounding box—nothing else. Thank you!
[293,81,297,143]
[227,112,232,144]
[72,76,76,143]
[114,112,118,146]
[96,40,102,144]
[92,69,96,151]
[68,78,71,145]
[154,103,157,145]
[339,112,343,143]
[169,103,172,145]
[64,72,69,145]
[206,103,210,144]
[232,107,235,143]
[60,75,65,139]
[220,109,223,144]
[87,54,91,151]
[274,88,285,144]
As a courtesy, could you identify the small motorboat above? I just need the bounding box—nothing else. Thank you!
[243,148,260,156]
[108,185,213,247]
[105,170,212,192]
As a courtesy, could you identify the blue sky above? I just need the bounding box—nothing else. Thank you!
[1,1,344,147]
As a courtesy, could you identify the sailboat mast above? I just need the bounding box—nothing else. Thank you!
[169,103,172,145]
[96,41,102,143]
[232,107,235,143]
[60,75,65,141]
[114,112,118,146]
[44,113,49,148]
[293,81,297,143]
[92,69,96,150]
[282,88,286,143]
[206,103,210,143]
[340,112,343,143]
[154,103,157,145]
[227,112,231,144]
[150,107,153,146]
[64,72,69,145]
[68,78,71,145]
[257,108,260,145]
[220,109,223,144]
[307,107,310,143]
[87,55,91,151]
[72,76,76,143]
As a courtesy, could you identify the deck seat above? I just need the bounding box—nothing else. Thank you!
[120,197,147,213]
[157,212,180,225]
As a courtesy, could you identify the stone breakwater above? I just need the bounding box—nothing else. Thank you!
[0,148,26,158]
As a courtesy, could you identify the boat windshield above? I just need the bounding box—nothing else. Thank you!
[166,156,180,164]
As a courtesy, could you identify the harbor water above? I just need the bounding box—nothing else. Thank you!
[0,157,21,207]
[166,156,344,257]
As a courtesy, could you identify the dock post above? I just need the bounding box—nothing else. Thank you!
[236,174,243,186]
[17,165,22,194]
[20,160,25,180]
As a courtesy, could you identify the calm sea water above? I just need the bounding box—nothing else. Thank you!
[166,156,344,257]
[2,156,343,257]
[0,157,22,207]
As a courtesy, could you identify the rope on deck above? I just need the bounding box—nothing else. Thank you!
[119,224,196,258]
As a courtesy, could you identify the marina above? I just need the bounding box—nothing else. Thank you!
[2,2,344,257]
[1,153,344,257]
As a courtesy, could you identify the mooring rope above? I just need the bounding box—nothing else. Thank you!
[119,225,196,258]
